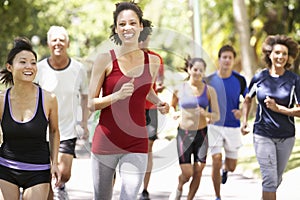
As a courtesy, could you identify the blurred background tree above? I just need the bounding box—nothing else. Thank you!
[0,0,299,80]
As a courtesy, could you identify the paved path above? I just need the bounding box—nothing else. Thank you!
[66,138,300,200]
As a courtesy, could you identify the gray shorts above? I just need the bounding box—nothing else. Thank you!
[254,134,295,192]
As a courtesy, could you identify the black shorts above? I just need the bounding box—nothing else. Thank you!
[0,165,51,189]
[59,138,77,157]
[145,109,158,141]
[176,127,208,164]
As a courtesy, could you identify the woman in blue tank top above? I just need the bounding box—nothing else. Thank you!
[242,35,300,200]
[169,57,220,199]
[0,37,61,199]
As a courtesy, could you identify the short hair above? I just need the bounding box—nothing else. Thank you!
[218,45,236,58]
[47,25,69,44]
[262,35,299,69]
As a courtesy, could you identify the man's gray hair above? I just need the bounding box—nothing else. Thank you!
[47,25,69,43]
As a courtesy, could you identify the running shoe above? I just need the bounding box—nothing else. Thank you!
[221,169,228,184]
[168,189,182,200]
[54,185,69,200]
[140,189,150,200]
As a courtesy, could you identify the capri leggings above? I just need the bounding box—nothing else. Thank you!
[254,134,295,192]
[176,127,208,164]
[91,153,147,200]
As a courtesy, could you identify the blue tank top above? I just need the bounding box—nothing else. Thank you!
[0,86,50,165]
[179,83,209,109]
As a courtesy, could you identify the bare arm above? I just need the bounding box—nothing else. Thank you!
[206,86,220,123]
[46,91,61,187]
[264,96,300,117]
[147,54,169,114]
[0,92,4,145]
[88,53,135,112]
[241,94,252,135]
[170,89,180,120]
[80,94,89,139]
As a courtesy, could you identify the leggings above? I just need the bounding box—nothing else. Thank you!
[91,153,147,200]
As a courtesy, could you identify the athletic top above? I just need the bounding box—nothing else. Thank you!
[248,69,300,138]
[35,58,88,141]
[145,49,164,110]
[179,83,209,109]
[206,71,248,127]
[0,86,51,170]
[91,50,152,154]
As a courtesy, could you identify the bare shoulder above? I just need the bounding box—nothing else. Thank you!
[0,89,6,102]
[92,52,113,77]
[94,52,112,68]
[0,90,6,119]
[149,53,160,65]
[207,85,217,96]
[42,89,57,105]
[0,90,5,96]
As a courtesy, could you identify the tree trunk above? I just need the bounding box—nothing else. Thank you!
[233,0,257,118]
[233,0,256,83]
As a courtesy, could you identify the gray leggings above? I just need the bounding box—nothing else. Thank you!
[91,153,147,200]
[254,134,295,192]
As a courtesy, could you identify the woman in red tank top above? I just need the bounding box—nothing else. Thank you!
[88,2,169,200]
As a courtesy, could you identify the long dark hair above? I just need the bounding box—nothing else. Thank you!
[109,1,153,45]
[183,55,207,80]
[0,37,37,86]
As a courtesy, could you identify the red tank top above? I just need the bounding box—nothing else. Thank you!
[92,50,152,154]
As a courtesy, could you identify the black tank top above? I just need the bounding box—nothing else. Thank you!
[0,86,50,164]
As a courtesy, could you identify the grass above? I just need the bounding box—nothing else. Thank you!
[238,138,300,177]
[238,120,300,177]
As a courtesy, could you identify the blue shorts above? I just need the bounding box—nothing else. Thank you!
[0,165,51,189]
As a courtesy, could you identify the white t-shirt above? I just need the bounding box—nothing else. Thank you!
[36,58,88,141]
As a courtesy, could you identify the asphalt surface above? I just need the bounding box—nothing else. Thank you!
[65,137,300,200]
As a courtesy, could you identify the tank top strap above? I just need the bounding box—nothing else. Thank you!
[37,86,43,111]
[110,49,118,70]
[3,88,11,117]
[203,83,208,94]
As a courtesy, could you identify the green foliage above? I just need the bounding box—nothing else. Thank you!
[238,137,300,177]
[201,0,236,59]
[0,0,117,65]
[0,0,299,74]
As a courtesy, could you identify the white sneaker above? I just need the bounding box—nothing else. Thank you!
[53,186,69,200]
[169,189,182,200]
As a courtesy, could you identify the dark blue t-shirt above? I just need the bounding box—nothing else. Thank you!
[206,71,248,127]
[248,69,300,138]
